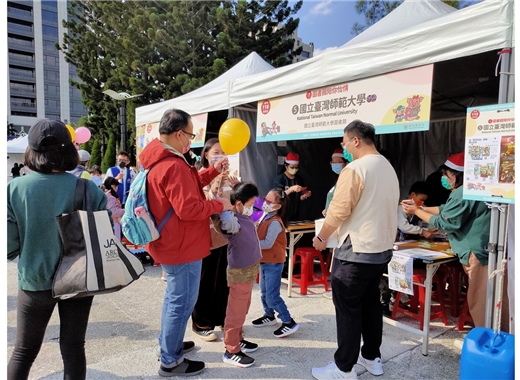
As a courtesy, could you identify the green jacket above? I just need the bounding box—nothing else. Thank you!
[8,172,109,291]
[430,186,491,265]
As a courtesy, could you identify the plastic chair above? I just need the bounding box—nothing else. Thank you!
[291,248,329,295]
[437,261,467,317]
[457,296,474,330]
[391,269,448,330]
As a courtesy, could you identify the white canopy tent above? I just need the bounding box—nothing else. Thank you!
[135,52,274,126]
[228,0,513,108]
[342,0,457,47]
[7,135,28,181]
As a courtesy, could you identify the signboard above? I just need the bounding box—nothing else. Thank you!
[388,253,414,296]
[463,103,515,204]
[135,112,208,159]
[256,64,433,142]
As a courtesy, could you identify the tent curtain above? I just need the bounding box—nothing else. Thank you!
[380,118,466,199]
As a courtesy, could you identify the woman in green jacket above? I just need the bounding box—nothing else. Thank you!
[7,119,108,380]
[401,152,508,331]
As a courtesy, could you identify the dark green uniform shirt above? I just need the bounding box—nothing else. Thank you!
[430,186,491,265]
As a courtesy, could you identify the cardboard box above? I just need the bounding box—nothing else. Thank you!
[314,218,339,249]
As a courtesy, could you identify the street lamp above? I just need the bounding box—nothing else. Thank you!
[102,90,142,152]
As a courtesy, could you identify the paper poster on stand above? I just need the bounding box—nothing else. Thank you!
[256,64,433,142]
[388,253,414,296]
[463,103,515,204]
[135,113,208,161]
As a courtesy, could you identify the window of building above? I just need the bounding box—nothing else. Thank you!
[43,39,58,52]
[8,21,33,33]
[10,82,35,92]
[42,25,58,37]
[10,67,35,79]
[45,69,60,81]
[43,54,59,66]
[9,51,34,62]
[301,51,310,58]
[8,5,32,18]
[8,35,33,47]
[11,96,36,107]
[42,10,58,23]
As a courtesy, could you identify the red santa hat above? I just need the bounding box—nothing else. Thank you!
[285,152,299,165]
[331,148,343,159]
[444,152,464,172]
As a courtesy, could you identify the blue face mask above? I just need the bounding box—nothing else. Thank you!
[441,176,452,190]
[331,163,343,174]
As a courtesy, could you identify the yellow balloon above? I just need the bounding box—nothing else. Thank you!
[66,125,75,142]
[218,118,250,155]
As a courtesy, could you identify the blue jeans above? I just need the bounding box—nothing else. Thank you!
[159,260,202,365]
[259,263,291,323]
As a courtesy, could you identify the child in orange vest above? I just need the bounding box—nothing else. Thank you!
[252,188,299,337]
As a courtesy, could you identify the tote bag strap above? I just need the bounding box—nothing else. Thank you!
[76,178,106,290]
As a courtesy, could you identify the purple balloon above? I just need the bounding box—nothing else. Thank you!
[252,197,264,222]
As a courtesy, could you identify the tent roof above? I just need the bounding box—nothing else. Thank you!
[228,0,514,108]
[344,0,457,47]
[7,135,28,154]
[136,52,274,125]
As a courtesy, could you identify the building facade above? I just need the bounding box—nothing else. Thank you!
[291,28,314,63]
[7,0,87,134]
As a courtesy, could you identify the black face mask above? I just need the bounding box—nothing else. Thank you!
[118,161,126,168]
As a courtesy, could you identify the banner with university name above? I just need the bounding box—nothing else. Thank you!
[256,64,433,142]
[135,113,208,159]
[463,103,515,204]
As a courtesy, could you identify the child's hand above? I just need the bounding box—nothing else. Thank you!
[228,176,239,187]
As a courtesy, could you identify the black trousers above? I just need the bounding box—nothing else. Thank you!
[331,258,388,372]
[191,245,230,330]
[8,289,93,380]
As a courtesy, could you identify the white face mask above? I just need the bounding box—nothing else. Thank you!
[241,205,254,217]
[262,202,277,214]
[287,168,298,175]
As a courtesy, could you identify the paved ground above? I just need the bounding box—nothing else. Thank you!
[7,260,468,380]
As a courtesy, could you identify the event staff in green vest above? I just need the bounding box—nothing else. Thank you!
[273,152,311,222]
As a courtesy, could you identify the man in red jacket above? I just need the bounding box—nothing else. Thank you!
[139,109,232,377]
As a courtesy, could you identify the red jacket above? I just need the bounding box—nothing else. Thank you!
[139,138,223,265]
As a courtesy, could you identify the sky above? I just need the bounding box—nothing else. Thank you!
[292,0,366,56]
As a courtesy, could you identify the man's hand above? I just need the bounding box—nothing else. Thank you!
[312,236,327,251]
[218,197,233,211]
[214,157,229,173]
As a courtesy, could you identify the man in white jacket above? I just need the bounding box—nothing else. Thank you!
[312,120,399,380]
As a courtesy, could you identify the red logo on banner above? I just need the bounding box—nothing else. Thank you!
[306,91,312,99]
[470,110,480,119]
[146,124,152,133]
[261,100,271,115]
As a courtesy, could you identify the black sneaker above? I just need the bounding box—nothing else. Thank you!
[222,350,255,368]
[273,318,299,338]
[239,339,258,353]
[156,341,196,360]
[158,358,205,377]
[252,315,277,327]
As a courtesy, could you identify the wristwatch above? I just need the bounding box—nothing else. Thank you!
[316,235,327,243]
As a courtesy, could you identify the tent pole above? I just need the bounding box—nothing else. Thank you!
[484,47,513,329]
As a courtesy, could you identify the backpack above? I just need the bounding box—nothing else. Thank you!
[121,165,173,246]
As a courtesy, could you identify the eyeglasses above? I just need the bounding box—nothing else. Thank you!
[340,138,354,149]
[182,130,197,140]
[263,197,278,206]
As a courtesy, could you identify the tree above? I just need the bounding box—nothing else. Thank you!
[352,0,464,36]
[89,138,102,167]
[102,133,116,173]
[59,0,303,146]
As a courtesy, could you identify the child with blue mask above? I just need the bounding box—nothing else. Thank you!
[323,148,348,217]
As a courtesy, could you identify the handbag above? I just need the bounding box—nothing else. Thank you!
[52,179,145,299]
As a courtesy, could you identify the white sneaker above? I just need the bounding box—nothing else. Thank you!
[312,362,358,379]
[357,355,383,376]
[323,290,333,300]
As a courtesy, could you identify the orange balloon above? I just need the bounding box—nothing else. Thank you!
[218,118,250,155]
